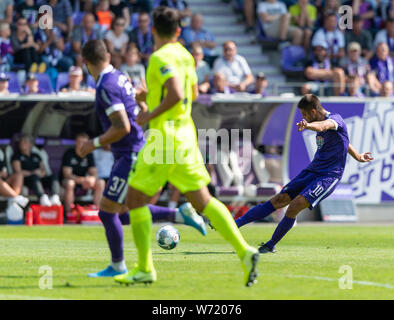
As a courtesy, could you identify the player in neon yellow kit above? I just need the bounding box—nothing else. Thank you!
[114,6,259,287]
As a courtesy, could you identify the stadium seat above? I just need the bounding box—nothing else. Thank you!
[281,45,306,77]
[56,72,70,93]
[5,72,21,93]
[34,73,54,94]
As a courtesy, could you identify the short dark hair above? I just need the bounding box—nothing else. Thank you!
[82,40,108,65]
[152,6,180,38]
[298,94,323,112]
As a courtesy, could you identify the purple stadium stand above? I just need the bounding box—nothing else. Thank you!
[5,72,21,93]
[56,72,70,93]
[281,45,306,76]
[35,73,54,93]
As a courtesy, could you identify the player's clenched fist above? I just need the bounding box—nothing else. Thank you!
[297,119,309,131]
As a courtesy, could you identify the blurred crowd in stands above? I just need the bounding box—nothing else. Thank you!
[0,0,392,98]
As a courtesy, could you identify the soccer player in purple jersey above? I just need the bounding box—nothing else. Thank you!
[77,39,207,277]
[235,94,374,253]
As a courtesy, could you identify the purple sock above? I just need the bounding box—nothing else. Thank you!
[98,210,124,263]
[148,205,176,222]
[235,201,276,228]
[265,216,296,249]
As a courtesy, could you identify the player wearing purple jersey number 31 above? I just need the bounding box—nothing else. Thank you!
[78,40,207,278]
[235,94,374,254]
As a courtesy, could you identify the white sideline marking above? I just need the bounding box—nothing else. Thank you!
[286,274,394,289]
[0,294,68,300]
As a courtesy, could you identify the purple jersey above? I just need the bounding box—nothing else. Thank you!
[306,112,349,176]
[95,65,145,156]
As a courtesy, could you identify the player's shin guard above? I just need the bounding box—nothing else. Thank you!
[265,216,296,249]
[129,206,154,273]
[235,201,276,228]
[98,210,124,262]
[202,197,249,259]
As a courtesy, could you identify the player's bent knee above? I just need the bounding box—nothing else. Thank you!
[286,196,310,218]
[99,196,122,214]
[271,193,291,208]
[125,186,150,210]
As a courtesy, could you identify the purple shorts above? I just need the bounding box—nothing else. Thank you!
[280,169,341,209]
[103,152,138,204]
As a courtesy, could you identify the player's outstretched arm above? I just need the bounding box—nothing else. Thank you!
[297,119,336,132]
[136,76,183,126]
[78,109,131,158]
[348,143,374,163]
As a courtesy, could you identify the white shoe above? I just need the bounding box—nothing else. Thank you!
[13,195,29,208]
[40,194,52,206]
[49,194,61,206]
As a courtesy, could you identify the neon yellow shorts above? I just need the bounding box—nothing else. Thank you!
[128,144,211,197]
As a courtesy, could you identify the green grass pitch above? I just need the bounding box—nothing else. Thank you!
[0,223,393,300]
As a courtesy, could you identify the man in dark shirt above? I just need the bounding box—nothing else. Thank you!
[11,134,61,206]
[344,15,373,61]
[128,12,154,66]
[61,132,105,214]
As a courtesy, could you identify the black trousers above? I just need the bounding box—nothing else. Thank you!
[24,174,60,198]
[14,47,39,71]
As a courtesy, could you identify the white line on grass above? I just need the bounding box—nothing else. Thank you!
[285,274,394,289]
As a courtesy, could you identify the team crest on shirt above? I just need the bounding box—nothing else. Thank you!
[160,65,172,75]
[316,135,324,149]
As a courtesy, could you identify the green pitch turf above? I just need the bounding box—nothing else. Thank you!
[0,223,393,300]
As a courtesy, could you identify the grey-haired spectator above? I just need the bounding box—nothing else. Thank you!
[374,18,394,57]
[180,14,217,67]
[0,73,9,95]
[210,72,236,94]
[72,13,101,68]
[45,0,74,41]
[120,44,146,89]
[258,0,303,46]
[0,22,12,72]
[0,0,13,24]
[128,12,154,66]
[249,72,268,97]
[213,41,254,92]
[191,43,211,94]
[339,42,370,89]
[344,15,373,61]
[367,42,394,95]
[304,42,346,96]
[311,12,345,66]
[380,80,394,97]
[11,16,40,72]
[12,134,61,207]
[104,16,129,68]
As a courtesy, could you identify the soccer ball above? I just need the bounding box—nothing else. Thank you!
[156,225,180,250]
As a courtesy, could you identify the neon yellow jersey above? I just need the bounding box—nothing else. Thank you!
[146,42,198,151]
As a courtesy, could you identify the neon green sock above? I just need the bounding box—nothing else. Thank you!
[129,206,154,273]
[203,197,249,259]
